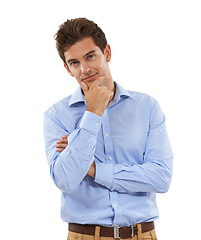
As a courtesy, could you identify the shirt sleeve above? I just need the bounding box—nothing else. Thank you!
[43,110,102,193]
[95,98,173,193]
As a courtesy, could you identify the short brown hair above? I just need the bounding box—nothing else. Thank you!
[54,18,107,64]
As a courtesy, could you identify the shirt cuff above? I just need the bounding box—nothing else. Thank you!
[79,111,102,135]
[95,162,113,189]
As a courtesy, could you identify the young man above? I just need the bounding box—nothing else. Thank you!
[43,18,173,240]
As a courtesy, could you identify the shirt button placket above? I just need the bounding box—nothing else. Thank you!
[103,110,112,163]
[103,109,118,226]
[110,191,120,227]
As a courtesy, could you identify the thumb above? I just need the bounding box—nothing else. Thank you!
[81,81,89,96]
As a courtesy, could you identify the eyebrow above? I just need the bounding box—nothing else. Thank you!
[67,50,96,64]
[84,50,96,58]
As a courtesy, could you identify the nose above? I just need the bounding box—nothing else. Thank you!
[80,61,90,74]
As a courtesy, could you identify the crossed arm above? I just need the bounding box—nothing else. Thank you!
[44,106,173,194]
[56,135,95,178]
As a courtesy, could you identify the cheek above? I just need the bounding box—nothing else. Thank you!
[70,68,80,78]
[69,68,82,84]
[99,62,110,75]
[94,59,108,73]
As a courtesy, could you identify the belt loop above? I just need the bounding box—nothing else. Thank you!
[95,226,100,240]
[136,224,142,240]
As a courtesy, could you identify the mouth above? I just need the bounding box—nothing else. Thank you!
[82,73,98,82]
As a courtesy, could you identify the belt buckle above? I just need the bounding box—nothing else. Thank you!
[131,225,135,237]
[114,227,120,239]
[114,225,135,239]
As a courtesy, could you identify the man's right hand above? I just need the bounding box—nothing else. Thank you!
[81,77,114,116]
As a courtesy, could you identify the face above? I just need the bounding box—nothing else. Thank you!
[64,37,113,90]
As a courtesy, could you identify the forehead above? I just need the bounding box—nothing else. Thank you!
[64,37,101,61]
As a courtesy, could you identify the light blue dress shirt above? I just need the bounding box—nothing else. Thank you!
[43,82,173,227]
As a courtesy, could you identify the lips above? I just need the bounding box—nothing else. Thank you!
[82,73,98,82]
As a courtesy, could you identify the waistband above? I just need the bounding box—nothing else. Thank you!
[68,221,155,239]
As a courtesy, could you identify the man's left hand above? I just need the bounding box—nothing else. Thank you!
[55,135,69,152]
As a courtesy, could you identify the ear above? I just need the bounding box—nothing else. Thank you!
[104,44,111,62]
[64,63,74,77]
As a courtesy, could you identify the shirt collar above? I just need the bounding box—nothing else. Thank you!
[69,82,132,107]
[111,82,132,105]
[69,86,86,107]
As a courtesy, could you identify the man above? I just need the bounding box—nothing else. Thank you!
[43,17,173,240]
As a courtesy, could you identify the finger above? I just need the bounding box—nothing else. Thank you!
[109,93,114,102]
[56,148,64,153]
[81,81,89,96]
[99,86,107,90]
[56,140,65,144]
[55,143,68,148]
[62,135,69,139]
[106,91,114,106]
[56,138,68,144]
[91,77,105,88]
[104,90,114,99]
[109,91,114,99]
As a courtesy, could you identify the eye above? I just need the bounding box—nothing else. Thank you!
[70,61,79,66]
[87,54,95,60]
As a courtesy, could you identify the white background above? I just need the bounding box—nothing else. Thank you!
[0,0,201,239]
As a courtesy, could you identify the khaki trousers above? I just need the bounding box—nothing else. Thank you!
[67,224,157,240]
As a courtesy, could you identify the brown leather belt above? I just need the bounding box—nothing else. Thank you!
[69,222,154,239]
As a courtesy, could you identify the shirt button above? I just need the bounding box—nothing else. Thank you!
[95,123,99,126]
[104,112,107,116]
[109,156,112,160]
[114,204,117,208]
[105,133,109,137]
[101,183,104,186]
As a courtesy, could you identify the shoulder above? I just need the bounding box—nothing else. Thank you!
[128,90,158,106]
[126,90,163,119]
[44,95,72,118]
[128,91,164,126]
